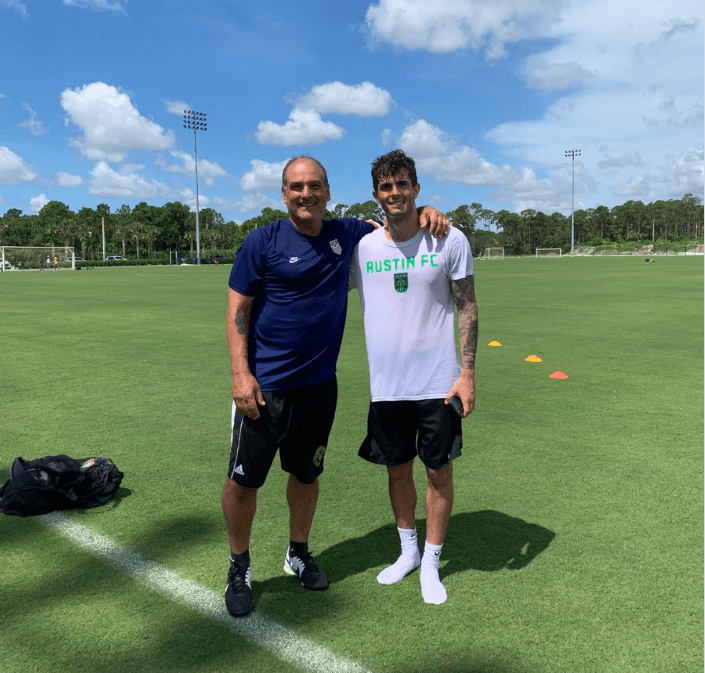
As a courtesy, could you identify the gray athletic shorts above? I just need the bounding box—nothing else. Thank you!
[228,377,337,488]
[359,398,462,470]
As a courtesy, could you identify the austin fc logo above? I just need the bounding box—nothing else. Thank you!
[394,273,408,293]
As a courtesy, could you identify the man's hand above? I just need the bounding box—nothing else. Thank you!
[418,205,449,237]
[232,372,265,420]
[444,373,475,419]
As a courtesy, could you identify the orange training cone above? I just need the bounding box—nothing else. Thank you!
[549,371,569,379]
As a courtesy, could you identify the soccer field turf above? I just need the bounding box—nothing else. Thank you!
[1,257,702,673]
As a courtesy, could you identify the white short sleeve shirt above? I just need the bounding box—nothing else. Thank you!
[350,226,474,401]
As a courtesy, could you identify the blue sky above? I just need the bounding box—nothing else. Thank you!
[1,0,702,223]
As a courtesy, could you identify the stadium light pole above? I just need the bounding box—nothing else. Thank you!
[183,110,207,265]
[565,149,581,256]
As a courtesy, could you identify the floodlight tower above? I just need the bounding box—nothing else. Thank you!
[565,149,581,256]
[183,110,207,264]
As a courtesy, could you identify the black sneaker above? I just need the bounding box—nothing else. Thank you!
[225,560,253,617]
[283,549,329,590]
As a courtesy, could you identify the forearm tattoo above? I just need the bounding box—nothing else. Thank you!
[451,276,478,370]
[235,308,248,335]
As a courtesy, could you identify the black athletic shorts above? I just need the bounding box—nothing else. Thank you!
[228,376,337,488]
[359,398,462,470]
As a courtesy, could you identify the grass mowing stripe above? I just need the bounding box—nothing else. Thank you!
[36,512,374,673]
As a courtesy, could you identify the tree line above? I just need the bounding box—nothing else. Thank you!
[0,194,702,260]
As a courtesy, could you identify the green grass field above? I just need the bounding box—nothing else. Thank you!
[1,257,702,673]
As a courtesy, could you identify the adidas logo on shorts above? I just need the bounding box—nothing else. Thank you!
[234,464,244,476]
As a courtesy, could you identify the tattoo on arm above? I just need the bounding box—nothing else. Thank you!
[235,308,248,335]
[451,276,478,370]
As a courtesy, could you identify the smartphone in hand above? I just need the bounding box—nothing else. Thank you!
[449,395,464,418]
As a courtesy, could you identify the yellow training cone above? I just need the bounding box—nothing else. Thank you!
[525,355,543,362]
[488,341,502,347]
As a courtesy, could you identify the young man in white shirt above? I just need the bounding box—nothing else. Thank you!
[350,150,478,604]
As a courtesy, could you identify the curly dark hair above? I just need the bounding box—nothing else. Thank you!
[371,150,418,191]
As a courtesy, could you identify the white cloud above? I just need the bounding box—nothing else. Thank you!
[19,103,47,136]
[87,161,173,199]
[177,186,212,212]
[365,0,563,59]
[165,99,190,115]
[156,150,227,188]
[56,171,83,187]
[0,146,37,184]
[61,82,174,162]
[495,166,569,213]
[294,82,393,117]
[30,193,49,213]
[63,0,127,13]
[397,119,592,212]
[524,56,594,90]
[482,0,703,207]
[240,159,288,192]
[211,193,281,216]
[398,119,517,186]
[612,174,652,199]
[613,146,705,200]
[256,108,345,146]
[256,81,392,148]
[597,152,645,169]
[662,146,704,196]
[1,0,28,19]
[363,0,701,210]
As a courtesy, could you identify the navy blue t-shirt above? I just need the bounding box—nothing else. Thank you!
[229,217,376,391]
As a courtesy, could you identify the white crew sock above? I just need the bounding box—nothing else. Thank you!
[420,541,447,604]
[377,527,421,585]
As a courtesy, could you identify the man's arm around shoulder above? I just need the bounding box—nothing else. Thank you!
[226,288,265,420]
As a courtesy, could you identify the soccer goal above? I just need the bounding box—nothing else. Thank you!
[483,247,505,260]
[535,248,562,258]
[0,246,76,271]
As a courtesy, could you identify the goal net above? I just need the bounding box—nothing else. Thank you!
[1,246,76,271]
[535,248,562,258]
[483,247,504,260]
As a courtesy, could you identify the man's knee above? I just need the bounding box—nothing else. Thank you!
[223,477,258,502]
[387,460,414,483]
[289,473,318,486]
[426,463,453,490]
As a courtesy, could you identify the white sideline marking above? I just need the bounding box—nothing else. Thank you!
[36,512,373,673]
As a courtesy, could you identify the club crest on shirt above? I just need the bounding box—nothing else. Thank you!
[394,272,408,293]
[329,239,342,255]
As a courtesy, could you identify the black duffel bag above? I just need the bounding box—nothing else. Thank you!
[0,454,123,516]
